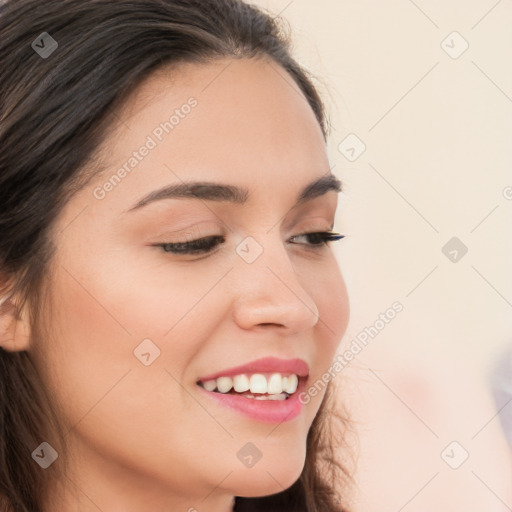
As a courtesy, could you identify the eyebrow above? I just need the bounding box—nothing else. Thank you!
[125,172,342,213]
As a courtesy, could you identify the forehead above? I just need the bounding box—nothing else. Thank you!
[82,57,330,213]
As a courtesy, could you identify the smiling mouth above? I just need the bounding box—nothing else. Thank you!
[196,372,304,401]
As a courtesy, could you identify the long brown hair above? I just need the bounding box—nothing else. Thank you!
[0,0,354,510]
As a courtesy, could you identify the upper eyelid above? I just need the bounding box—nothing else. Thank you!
[155,224,336,243]
[133,191,338,235]
[151,211,336,237]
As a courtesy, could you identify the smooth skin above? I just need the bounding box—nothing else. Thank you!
[1,57,349,511]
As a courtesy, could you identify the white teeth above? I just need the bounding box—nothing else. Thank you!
[253,393,287,401]
[249,374,267,394]
[202,379,217,392]
[284,374,298,394]
[216,376,233,393]
[233,374,250,392]
[267,373,283,394]
[199,372,300,395]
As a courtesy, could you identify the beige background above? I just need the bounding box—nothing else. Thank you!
[252,1,512,510]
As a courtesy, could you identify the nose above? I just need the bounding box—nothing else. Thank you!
[231,236,320,335]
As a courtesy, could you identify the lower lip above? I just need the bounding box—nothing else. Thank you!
[196,378,307,424]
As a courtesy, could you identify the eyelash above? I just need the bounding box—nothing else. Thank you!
[156,231,345,255]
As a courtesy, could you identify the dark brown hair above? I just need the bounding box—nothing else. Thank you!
[0,0,354,510]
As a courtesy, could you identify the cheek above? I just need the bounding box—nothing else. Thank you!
[36,262,209,476]
[300,259,349,415]
[84,246,230,338]
[312,259,350,355]
[39,250,228,429]
[40,268,138,426]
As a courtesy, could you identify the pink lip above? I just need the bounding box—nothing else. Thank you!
[196,357,310,382]
[196,376,307,423]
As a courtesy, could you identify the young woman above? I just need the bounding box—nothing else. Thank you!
[0,1,353,510]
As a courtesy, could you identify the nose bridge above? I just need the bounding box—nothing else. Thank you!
[231,233,319,332]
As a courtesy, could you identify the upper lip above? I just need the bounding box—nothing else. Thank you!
[197,357,310,382]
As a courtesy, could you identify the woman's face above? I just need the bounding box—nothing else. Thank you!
[31,57,349,510]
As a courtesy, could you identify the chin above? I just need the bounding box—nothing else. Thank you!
[228,451,306,498]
